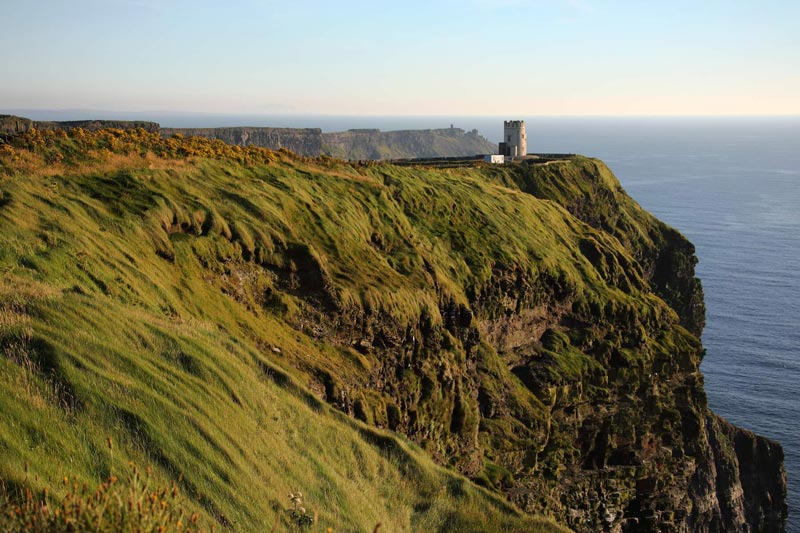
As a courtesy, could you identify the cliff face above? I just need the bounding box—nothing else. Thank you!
[0,131,787,532]
[503,159,706,336]
[0,115,160,134]
[160,126,496,160]
[320,127,496,160]
[0,115,34,135]
[478,160,787,531]
[250,155,785,532]
[3,116,496,160]
[160,126,323,156]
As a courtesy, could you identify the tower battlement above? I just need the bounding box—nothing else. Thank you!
[499,119,526,157]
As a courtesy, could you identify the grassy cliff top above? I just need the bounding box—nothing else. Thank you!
[0,129,582,531]
[0,128,702,531]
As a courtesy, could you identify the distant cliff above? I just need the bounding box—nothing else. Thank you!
[0,115,32,135]
[2,116,496,160]
[159,126,323,157]
[321,127,496,160]
[161,126,495,160]
[0,115,159,134]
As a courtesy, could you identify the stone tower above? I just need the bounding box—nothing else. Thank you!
[499,120,526,157]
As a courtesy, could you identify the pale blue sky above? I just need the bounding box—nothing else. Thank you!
[2,0,798,115]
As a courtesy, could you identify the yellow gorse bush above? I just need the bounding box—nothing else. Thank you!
[0,126,279,173]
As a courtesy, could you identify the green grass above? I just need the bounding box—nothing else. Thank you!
[0,130,580,531]
[0,128,709,531]
[0,274,565,532]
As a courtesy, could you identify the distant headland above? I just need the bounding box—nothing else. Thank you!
[0,114,496,161]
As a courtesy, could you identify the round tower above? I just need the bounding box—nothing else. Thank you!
[502,120,527,157]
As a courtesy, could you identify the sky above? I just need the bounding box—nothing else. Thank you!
[1,0,799,116]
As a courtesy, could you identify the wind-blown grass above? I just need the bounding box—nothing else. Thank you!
[0,130,575,531]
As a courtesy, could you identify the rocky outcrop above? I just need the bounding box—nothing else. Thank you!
[716,415,787,531]
[0,115,34,135]
[160,127,323,156]
[0,115,160,134]
[320,127,496,160]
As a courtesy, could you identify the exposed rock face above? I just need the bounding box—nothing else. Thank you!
[0,115,160,134]
[716,416,787,532]
[160,127,323,156]
[258,157,786,532]
[0,115,34,135]
[320,127,496,160]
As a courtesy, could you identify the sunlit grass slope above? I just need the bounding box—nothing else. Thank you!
[0,130,576,531]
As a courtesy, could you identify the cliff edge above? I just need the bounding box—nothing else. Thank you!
[159,126,324,157]
[321,127,496,160]
[2,116,496,160]
[0,129,787,532]
[0,114,160,134]
[160,125,495,159]
[490,158,787,531]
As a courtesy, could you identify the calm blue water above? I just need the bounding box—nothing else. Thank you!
[10,110,799,528]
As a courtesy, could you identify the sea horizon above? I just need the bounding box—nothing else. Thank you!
[4,109,800,132]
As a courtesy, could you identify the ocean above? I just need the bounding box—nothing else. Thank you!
[12,110,799,528]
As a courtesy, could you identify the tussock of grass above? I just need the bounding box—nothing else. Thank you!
[1,462,205,532]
